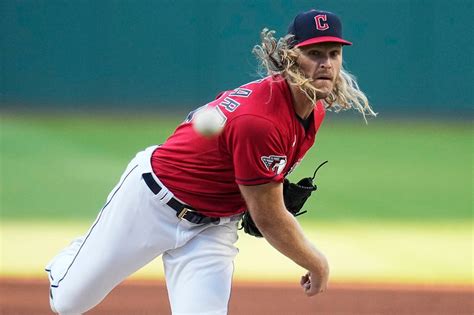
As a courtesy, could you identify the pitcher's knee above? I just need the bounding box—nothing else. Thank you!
[50,286,94,315]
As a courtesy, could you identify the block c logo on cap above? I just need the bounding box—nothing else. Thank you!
[314,14,329,31]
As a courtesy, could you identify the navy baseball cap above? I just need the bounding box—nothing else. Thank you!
[288,9,352,47]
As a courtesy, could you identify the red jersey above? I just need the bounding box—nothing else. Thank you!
[152,75,325,217]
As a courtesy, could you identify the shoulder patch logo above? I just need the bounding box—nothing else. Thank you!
[261,155,287,175]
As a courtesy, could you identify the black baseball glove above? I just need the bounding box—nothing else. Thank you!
[240,161,328,237]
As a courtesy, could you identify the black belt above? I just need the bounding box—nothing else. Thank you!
[142,173,220,224]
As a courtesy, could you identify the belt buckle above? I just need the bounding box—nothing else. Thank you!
[177,207,192,219]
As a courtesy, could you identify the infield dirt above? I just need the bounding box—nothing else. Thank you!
[1,278,472,314]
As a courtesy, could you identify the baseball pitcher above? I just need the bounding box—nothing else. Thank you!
[45,8,375,315]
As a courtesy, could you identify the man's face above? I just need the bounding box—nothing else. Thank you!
[297,43,343,99]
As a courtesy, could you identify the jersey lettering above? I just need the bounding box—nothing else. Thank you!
[229,88,252,98]
[261,155,287,175]
[219,97,240,112]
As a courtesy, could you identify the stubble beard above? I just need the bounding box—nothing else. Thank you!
[312,81,333,100]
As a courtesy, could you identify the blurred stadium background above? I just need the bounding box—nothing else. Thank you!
[1,0,472,297]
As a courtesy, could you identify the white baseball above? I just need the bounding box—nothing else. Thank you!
[192,107,225,137]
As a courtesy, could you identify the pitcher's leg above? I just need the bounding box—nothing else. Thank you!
[163,221,239,315]
[45,160,178,314]
[46,236,85,314]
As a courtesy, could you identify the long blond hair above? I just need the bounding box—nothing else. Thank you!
[252,29,377,121]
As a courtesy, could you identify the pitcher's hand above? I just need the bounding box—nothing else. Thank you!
[300,271,327,296]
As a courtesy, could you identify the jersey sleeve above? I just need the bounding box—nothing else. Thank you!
[224,115,287,185]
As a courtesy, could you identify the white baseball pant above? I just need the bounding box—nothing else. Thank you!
[45,146,240,315]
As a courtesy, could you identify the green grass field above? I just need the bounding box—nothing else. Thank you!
[1,113,471,222]
[1,113,472,284]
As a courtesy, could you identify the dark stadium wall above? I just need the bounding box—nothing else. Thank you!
[1,0,472,115]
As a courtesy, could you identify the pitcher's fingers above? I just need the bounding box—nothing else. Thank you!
[300,275,308,285]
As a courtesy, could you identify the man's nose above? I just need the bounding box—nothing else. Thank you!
[320,56,332,69]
